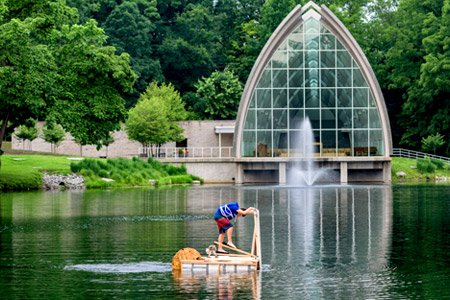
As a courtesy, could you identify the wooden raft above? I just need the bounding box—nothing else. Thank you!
[172,209,261,273]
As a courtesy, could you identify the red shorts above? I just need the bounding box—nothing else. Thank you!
[215,217,233,234]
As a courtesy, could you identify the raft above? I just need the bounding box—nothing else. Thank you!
[172,209,261,273]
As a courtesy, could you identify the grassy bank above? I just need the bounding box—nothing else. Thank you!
[0,154,73,190]
[391,157,450,183]
[0,154,201,190]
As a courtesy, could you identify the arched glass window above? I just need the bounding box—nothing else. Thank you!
[241,13,384,158]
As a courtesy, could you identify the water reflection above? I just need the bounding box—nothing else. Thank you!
[4,185,450,299]
[172,270,260,299]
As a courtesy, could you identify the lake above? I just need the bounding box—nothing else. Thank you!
[1,184,450,299]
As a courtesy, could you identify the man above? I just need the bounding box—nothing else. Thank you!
[214,202,257,254]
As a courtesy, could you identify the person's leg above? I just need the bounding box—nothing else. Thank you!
[218,232,225,251]
[226,227,236,248]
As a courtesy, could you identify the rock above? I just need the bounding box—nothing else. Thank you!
[396,172,407,177]
[148,179,157,185]
[410,166,417,169]
[192,180,201,185]
[101,178,115,182]
[42,173,85,190]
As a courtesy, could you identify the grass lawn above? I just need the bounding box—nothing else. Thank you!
[391,157,450,182]
[0,154,201,191]
[0,154,76,190]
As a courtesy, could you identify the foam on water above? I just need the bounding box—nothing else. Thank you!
[65,261,172,273]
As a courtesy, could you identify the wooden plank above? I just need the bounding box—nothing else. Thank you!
[216,253,251,257]
[251,213,257,256]
[181,259,257,266]
[214,241,257,258]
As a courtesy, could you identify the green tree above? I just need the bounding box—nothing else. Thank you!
[42,123,65,153]
[125,96,171,156]
[103,0,164,108]
[15,121,39,151]
[195,69,243,120]
[0,0,136,168]
[126,82,186,156]
[421,133,446,155]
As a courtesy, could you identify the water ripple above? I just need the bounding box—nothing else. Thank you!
[64,261,172,273]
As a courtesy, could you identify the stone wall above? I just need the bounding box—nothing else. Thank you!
[12,120,236,158]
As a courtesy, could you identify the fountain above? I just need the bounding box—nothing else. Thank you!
[287,117,325,186]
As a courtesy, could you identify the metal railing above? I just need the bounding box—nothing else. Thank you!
[392,148,450,164]
[138,147,234,159]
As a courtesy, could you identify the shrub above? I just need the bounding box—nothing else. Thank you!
[430,159,446,170]
[417,158,436,173]
[98,170,109,178]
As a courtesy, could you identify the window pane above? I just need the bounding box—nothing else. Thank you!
[273,109,288,129]
[249,92,256,108]
[305,18,319,34]
[338,130,352,156]
[257,69,271,88]
[273,131,288,157]
[305,109,320,128]
[322,130,336,156]
[272,51,287,68]
[305,89,320,107]
[256,89,271,108]
[322,108,336,129]
[244,109,256,129]
[369,91,376,107]
[257,131,272,157]
[337,88,352,107]
[305,51,319,68]
[289,51,303,68]
[289,69,304,88]
[273,89,287,108]
[320,24,331,34]
[305,69,319,87]
[353,88,369,107]
[337,51,351,68]
[337,109,352,129]
[289,89,304,108]
[321,88,336,108]
[369,130,384,156]
[288,34,303,50]
[337,69,352,87]
[305,34,319,50]
[354,130,369,156]
[353,68,368,87]
[273,69,287,88]
[321,69,336,87]
[242,131,256,157]
[289,109,304,129]
[354,108,368,128]
[320,35,335,50]
[320,50,335,68]
[257,110,272,129]
[369,109,382,128]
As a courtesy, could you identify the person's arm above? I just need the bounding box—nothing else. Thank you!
[237,207,257,216]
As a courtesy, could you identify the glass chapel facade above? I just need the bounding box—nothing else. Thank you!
[241,14,384,158]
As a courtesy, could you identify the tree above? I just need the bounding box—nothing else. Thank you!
[102,0,164,108]
[125,82,187,156]
[421,133,446,155]
[41,123,65,153]
[195,69,243,120]
[125,96,171,156]
[15,121,39,151]
[102,134,115,158]
[0,1,136,168]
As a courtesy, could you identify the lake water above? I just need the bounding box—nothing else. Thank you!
[1,184,450,299]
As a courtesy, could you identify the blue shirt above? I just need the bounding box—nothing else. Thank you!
[215,202,240,220]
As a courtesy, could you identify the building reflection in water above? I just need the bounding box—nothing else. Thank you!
[182,185,393,299]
